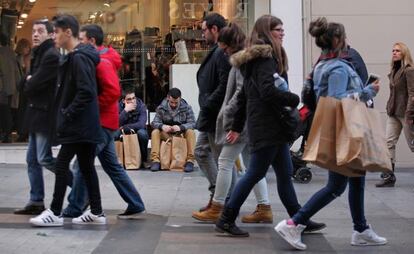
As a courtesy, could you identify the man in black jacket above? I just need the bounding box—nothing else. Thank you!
[30,15,104,226]
[14,20,62,215]
[194,13,231,212]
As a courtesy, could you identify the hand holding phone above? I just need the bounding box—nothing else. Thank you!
[366,73,380,85]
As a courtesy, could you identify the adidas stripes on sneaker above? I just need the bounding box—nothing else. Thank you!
[29,209,64,227]
[72,209,106,225]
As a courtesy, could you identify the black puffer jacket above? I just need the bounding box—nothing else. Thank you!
[230,44,300,152]
[23,39,60,134]
[53,43,102,144]
[196,44,231,132]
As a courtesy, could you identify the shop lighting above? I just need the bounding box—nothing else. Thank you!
[21,13,28,18]
[104,0,111,7]
[17,25,22,28]
[18,20,24,25]
[29,0,36,2]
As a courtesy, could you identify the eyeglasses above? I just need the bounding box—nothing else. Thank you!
[272,28,285,33]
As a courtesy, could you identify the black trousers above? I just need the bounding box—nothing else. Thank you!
[50,142,102,215]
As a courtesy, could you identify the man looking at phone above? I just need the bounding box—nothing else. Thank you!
[150,88,196,172]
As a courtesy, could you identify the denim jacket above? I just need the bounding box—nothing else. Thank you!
[313,58,377,102]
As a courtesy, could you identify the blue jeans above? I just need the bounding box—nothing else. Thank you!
[26,132,57,203]
[226,144,301,217]
[113,128,149,163]
[64,128,145,216]
[292,172,368,232]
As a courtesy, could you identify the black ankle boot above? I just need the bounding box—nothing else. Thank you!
[376,173,396,187]
[215,208,249,237]
[376,162,396,188]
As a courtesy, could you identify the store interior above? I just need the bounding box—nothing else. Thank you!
[0,0,250,142]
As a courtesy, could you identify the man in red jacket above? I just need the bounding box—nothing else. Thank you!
[63,24,145,219]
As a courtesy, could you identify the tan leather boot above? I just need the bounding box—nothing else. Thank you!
[192,201,223,222]
[241,204,273,223]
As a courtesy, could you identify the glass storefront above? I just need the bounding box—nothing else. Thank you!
[0,0,255,143]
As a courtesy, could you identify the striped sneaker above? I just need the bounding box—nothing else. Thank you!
[29,209,63,227]
[72,209,106,225]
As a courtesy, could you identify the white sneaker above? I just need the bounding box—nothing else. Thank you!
[351,225,387,246]
[29,209,63,227]
[72,209,106,225]
[275,219,307,250]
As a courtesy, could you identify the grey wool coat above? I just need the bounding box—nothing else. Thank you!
[215,66,247,145]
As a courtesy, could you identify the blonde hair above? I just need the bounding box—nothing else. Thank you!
[392,42,414,68]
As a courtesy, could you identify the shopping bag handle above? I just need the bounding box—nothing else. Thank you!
[121,128,136,135]
[347,92,361,102]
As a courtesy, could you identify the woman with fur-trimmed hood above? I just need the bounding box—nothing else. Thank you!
[214,15,325,237]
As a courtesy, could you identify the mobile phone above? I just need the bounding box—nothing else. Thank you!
[366,73,380,85]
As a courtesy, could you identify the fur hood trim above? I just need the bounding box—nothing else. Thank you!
[230,44,273,68]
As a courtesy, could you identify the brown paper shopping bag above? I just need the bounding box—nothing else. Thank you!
[335,98,364,166]
[160,138,172,170]
[336,98,392,173]
[122,130,141,170]
[170,135,188,171]
[303,96,365,177]
[114,140,124,166]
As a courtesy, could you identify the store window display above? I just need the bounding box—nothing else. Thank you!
[1,0,253,143]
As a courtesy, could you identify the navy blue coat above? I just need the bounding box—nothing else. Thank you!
[23,39,60,134]
[53,43,102,144]
[196,44,231,132]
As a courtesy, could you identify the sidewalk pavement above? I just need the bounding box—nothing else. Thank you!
[0,163,413,254]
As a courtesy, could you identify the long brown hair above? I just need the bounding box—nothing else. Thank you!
[249,15,288,74]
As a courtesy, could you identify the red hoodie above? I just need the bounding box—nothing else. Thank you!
[96,46,122,130]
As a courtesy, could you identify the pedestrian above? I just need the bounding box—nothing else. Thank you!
[192,23,273,223]
[376,42,414,187]
[14,38,32,142]
[0,33,19,143]
[14,20,62,215]
[30,14,104,226]
[215,15,325,237]
[275,17,386,250]
[62,24,146,219]
[194,12,231,212]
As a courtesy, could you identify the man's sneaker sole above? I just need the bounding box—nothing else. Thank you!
[275,224,307,250]
[29,219,63,227]
[72,220,106,225]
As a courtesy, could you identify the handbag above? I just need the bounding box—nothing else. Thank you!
[160,138,172,170]
[336,97,392,172]
[114,140,124,166]
[122,129,141,170]
[170,135,188,171]
[303,96,365,177]
[279,106,300,142]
